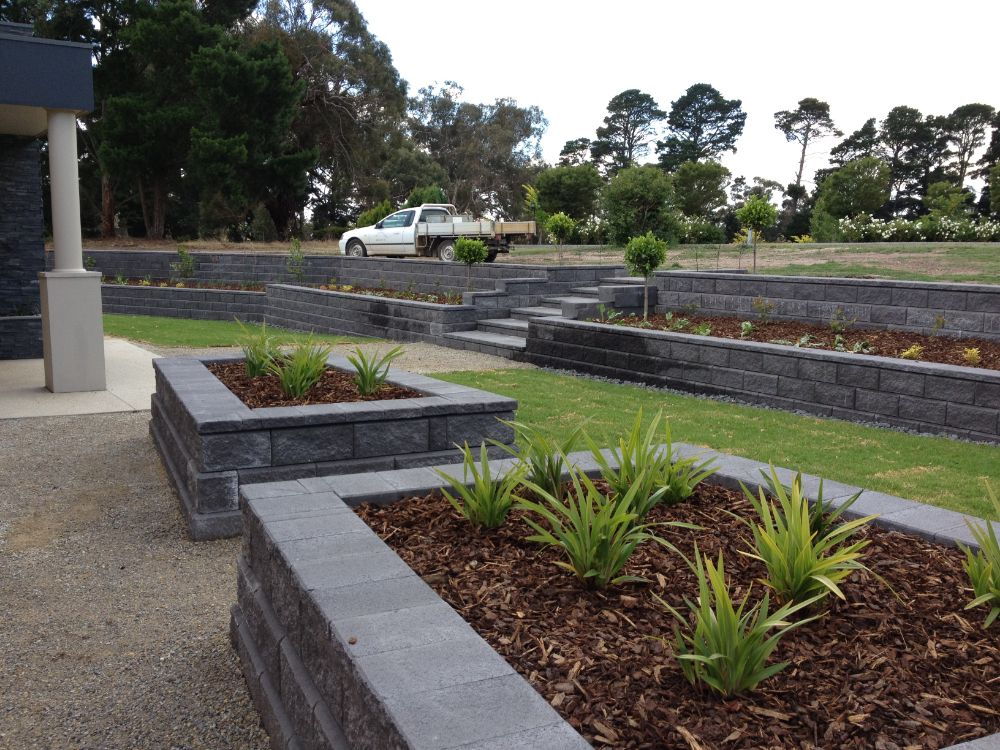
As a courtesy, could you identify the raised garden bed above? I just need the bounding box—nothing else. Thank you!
[600,312,1000,371]
[150,353,516,540]
[104,277,265,291]
[525,317,1000,444]
[317,283,463,305]
[232,448,1000,750]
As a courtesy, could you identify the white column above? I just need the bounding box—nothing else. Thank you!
[47,110,85,272]
[39,108,106,392]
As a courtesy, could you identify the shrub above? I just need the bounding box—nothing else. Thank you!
[740,321,754,338]
[518,468,690,589]
[286,238,306,282]
[602,166,679,245]
[454,237,489,290]
[678,216,726,244]
[250,203,279,242]
[734,196,778,271]
[959,482,1000,628]
[658,548,820,696]
[623,232,668,320]
[587,411,715,517]
[405,185,447,208]
[900,344,924,360]
[738,467,876,604]
[963,347,982,366]
[170,246,197,280]
[356,200,394,228]
[237,321,281,377]
[345,345,404,396]
[545,212,577,261]
[493,420,583,502]
[267,340,332,398]
[435,443,526,529]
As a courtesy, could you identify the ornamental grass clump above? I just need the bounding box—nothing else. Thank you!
[493,420,583,502]
[760,468,863,543]
[346,345,404,396]
[588,410,715,517]
[237,321,281,377]
[435,443,525,529]
[738,466,877,605]
[658,548,820,696]
[517,468,696,589]
[959,482,1000,628]
[267,340,332,398]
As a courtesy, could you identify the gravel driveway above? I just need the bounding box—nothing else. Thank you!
[0,412,268,750]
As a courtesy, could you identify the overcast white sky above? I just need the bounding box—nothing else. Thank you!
[359,0,998,193]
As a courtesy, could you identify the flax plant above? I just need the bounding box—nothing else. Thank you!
[959,482,1000,628]
[267,340,331,398]
[237,320,281,377]
[435,443,526,529]
[346,345,404,396]
[492,420,583,502]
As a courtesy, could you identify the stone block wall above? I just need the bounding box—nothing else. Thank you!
[525,317,1000,444]
[0,136,44,358]
[657,271,1000,341]
[101,284,267,322]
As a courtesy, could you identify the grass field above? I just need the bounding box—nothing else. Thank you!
[103,314,368,348]
[438,369,1000,519]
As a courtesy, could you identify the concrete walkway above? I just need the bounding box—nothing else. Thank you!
[0,337,158,419]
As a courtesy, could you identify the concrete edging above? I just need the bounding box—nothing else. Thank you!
[234,446,1000,750]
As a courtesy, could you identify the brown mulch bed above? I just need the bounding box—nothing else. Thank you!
[206,361,421,408]
[105,278,265,291]
[357,485,1000,749]
[318,283,463,305]
[603,314,1000,371]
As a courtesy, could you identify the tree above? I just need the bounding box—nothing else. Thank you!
[814,157,890,219]
[991,164,1000,216]
[453,237,488,290]
[534,164,602,221]
[773,98,842,211]
[544,212,576,263]
[656,83,746,171]
[673,160,730,218]
[879,106,935,217]
[945,103,995,188]
[590,89,665,175]
[623,232,667,320]
[558,138,593,166]
[408,82,547,218]
[923,181,970,219]
[405,185,448,207]
[601,166,678,245]
[829,118,880,166]
[734,196,778,271]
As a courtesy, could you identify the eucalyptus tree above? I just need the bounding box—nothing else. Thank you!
[773,98,842,211]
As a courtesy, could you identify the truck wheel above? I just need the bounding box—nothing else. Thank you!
[437,241,456,262]
[345,240,366,257]
[486,249,498,263]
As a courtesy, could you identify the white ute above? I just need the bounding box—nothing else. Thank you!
[340,203,536,262]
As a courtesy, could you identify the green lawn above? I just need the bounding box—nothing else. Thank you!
[437,369,1000,520]
[103,314,370,348]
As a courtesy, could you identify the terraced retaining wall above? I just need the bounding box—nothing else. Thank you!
[150,354,517,540]
[525,317,1000,444]
[102,283,267,322]
[657,271,1000,341]
[79,249,624,296]
[232,450,1000,750]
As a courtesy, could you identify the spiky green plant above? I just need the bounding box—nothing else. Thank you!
[517,468,695,589]
[759,468,863,543]
[237,320,281,377]
[658,548,820,695]
[959,482,1000,628]
[267,340,331,398]
[587,410,715,517]
[435,443,525,529]
[346,345,404,396]
[492,420,583,502]
[738,466,877,605]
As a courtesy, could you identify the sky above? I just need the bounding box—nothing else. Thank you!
[358,0,998,194]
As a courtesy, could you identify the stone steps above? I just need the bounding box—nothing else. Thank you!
[509,305,563,320]
[441,329,528,357]
[476,317,530,336]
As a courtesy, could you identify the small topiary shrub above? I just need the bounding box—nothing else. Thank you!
[454,237,489,290]
[623,232,667,320]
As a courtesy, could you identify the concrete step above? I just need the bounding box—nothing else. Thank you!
[477,318,530,336]
[510,306,564,320]
[571,286,600,295]
[541,295,600,306]
[442,330,527,357]
[600,276,649,285]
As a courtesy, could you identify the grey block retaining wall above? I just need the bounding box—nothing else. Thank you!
[79,249,624,296]
[102,284,268,322]
[150,354,517,540]
[233,449,1000,750]
[0,136,44,358]
[525,317,1000,444]
[657,270,1000,341]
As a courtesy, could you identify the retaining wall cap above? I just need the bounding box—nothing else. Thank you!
[655,269,1000,294]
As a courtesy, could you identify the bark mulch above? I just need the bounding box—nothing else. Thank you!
[605,314,1000,372]
[108,278,265,291]
[318,283,462,305]
[206,361,422,408]
[357,485,1000,750]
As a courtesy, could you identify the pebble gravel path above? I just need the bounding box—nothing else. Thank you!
[0,412,269,750]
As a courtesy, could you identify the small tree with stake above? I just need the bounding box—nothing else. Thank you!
[735,196,778,272]
[623,231,667,320]
[454,237,489,291]
[545,212,576,263]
